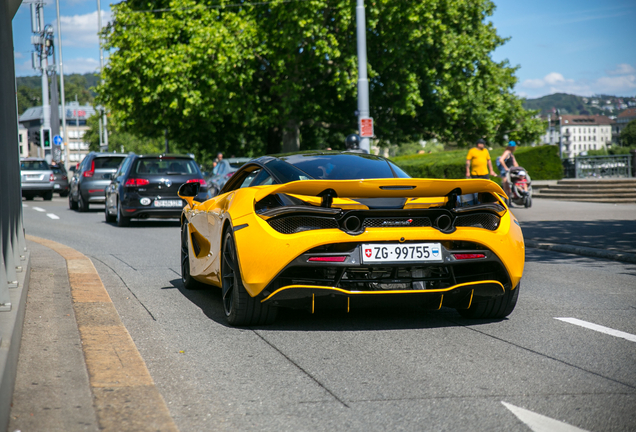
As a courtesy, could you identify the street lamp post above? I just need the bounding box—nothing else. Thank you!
[55,0,69,169]
[97,0,108,152]
[356,0,371,153]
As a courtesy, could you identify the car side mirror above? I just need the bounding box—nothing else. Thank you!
[178,182,200,207]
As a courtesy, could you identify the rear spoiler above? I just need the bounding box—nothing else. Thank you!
[253,179,506,202]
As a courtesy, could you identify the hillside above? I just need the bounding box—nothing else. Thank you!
[16,72,98,114]
[523,93,636,117]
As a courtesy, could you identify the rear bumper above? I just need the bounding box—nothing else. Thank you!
[121,206,183,219]
[262,280,506,310]
[22,183,54,192]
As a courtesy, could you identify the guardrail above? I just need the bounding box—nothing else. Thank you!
[562,155,633,179]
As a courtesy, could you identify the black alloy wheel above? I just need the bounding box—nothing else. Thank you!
[180,222,207,290]
[221,229,278,326]
[43,191,53,201]
[116,200,130,227]
[68,193,78,209]
[457,283,520,319]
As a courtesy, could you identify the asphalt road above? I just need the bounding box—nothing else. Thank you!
[19,196,636,431]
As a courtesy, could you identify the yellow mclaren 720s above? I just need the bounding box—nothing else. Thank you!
[178,151,524,326]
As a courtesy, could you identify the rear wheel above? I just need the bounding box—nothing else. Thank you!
[116,201,130,227]
[78,193,89,212]
[43,191,53,201]
[25,194,34,201]
[68,193,78,209]
[222,229,277,326]
[524,196,532,208]
[180,222,207,290]
[457,283,520,319]
[59,191,69,197]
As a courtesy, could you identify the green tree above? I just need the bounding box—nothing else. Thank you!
[98,0,542,160]
[85,113,165,154]
[620,119,636,147]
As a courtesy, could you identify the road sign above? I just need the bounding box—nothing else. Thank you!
[53,135,63,146]
[359,117,374,138]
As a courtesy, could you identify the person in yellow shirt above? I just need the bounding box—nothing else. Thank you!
[466,138,497,179]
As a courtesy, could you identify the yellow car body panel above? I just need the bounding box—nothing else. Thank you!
[182,178,524,300]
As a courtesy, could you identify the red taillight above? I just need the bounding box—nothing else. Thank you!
[307,256,347,262]
[62,175,67,180]
[83,160,95,177]
[224,172,234,179]
[453,253,486,260]
[125,178,150,187]
[186,178,206,186]
[49,173,55,182]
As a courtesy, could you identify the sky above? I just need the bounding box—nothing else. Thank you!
[11,0,636,100]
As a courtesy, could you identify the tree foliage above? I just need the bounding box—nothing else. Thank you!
[98,0,543,160]
[85,114,165,154]
[620,119,636,147]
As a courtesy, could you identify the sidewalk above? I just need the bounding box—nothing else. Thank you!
[511,198,636,264]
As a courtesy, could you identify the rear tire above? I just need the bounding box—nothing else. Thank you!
[43,191,53,201]
[222,229,277,326]
[68,193,78,210]
[78,193,89,212]
[116,201,130,227]
[525,196,532,208]
[181,222,207,290]
[457,283,520,319]
[25,194,34,201]
[59,191,69,197]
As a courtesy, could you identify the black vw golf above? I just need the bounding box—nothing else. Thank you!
[105,154,209,227]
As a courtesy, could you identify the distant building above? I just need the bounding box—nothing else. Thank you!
[18,102,96,164]
[541,114,613,158]
[614,107,636,145]
[18,125,28,158]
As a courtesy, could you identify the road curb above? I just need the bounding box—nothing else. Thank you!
[25,235,179,432]
[0,250,30,432]
[525,240,636,264]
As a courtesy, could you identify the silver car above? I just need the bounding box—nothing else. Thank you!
[69,152,127,212]
[206,157,251,196]
[21,158,54,200]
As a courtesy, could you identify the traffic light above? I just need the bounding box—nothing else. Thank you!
[42,128,51,149]
[34,129,41,147]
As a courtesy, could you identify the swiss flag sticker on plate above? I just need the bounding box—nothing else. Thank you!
[365,248,372,258]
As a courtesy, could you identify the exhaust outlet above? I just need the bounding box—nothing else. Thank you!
[435,214,452,231]
[344,216,361,232]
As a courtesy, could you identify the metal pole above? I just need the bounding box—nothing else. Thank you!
[559,115,563,159]
[39,4,51,163]
[56,0,69,170]
[97,0,108,152]
[356,0,370,153]
[164,129,169,154]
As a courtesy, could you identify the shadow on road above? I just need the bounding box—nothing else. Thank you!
[520,219,636,253]
[168,278,506,331]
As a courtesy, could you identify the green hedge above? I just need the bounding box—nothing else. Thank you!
[392,145,563,181]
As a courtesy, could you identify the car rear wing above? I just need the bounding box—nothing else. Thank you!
[253,178,506,203]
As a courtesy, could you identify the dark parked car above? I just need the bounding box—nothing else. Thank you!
[206,157,251,196]
[49,162,70,197]
[20,158,54,200]
[104,153,209,227]
[69,152,127,212]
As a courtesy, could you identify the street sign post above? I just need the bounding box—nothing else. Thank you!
[53,135,63,146]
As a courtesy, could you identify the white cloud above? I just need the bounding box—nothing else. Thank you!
[14,51,23,59]
[62,57,100,74]
[55,11,112,47]
[519,65,636,98]
[607,63,636,76]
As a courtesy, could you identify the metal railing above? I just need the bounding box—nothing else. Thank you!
[562,155,633,179]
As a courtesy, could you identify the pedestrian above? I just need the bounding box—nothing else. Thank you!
[497,141,519,198]
[466,138,497,179]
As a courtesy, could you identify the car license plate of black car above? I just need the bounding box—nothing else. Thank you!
[361,243,443,263]
[154,200,183,207]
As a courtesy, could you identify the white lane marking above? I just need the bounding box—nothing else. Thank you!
[555,317,636,343]
[23,204,28,207]
[46,213,60,220]
[33,207,46,212]
[502,401,590,432]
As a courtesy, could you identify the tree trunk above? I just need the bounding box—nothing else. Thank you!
[282,119,300,153]
[267,126,282,155]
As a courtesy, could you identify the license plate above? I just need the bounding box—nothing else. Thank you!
[361,243,443,263]
[27,175,39,179]
[54,184,61,189]
[154,200,183,207]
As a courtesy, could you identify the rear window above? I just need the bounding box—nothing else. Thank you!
[21,160,49,171]
[280,153,400,180]
[133,158,200,175]
[94,157,126,169]
[229,161,247,169]
[51,167,65,174]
